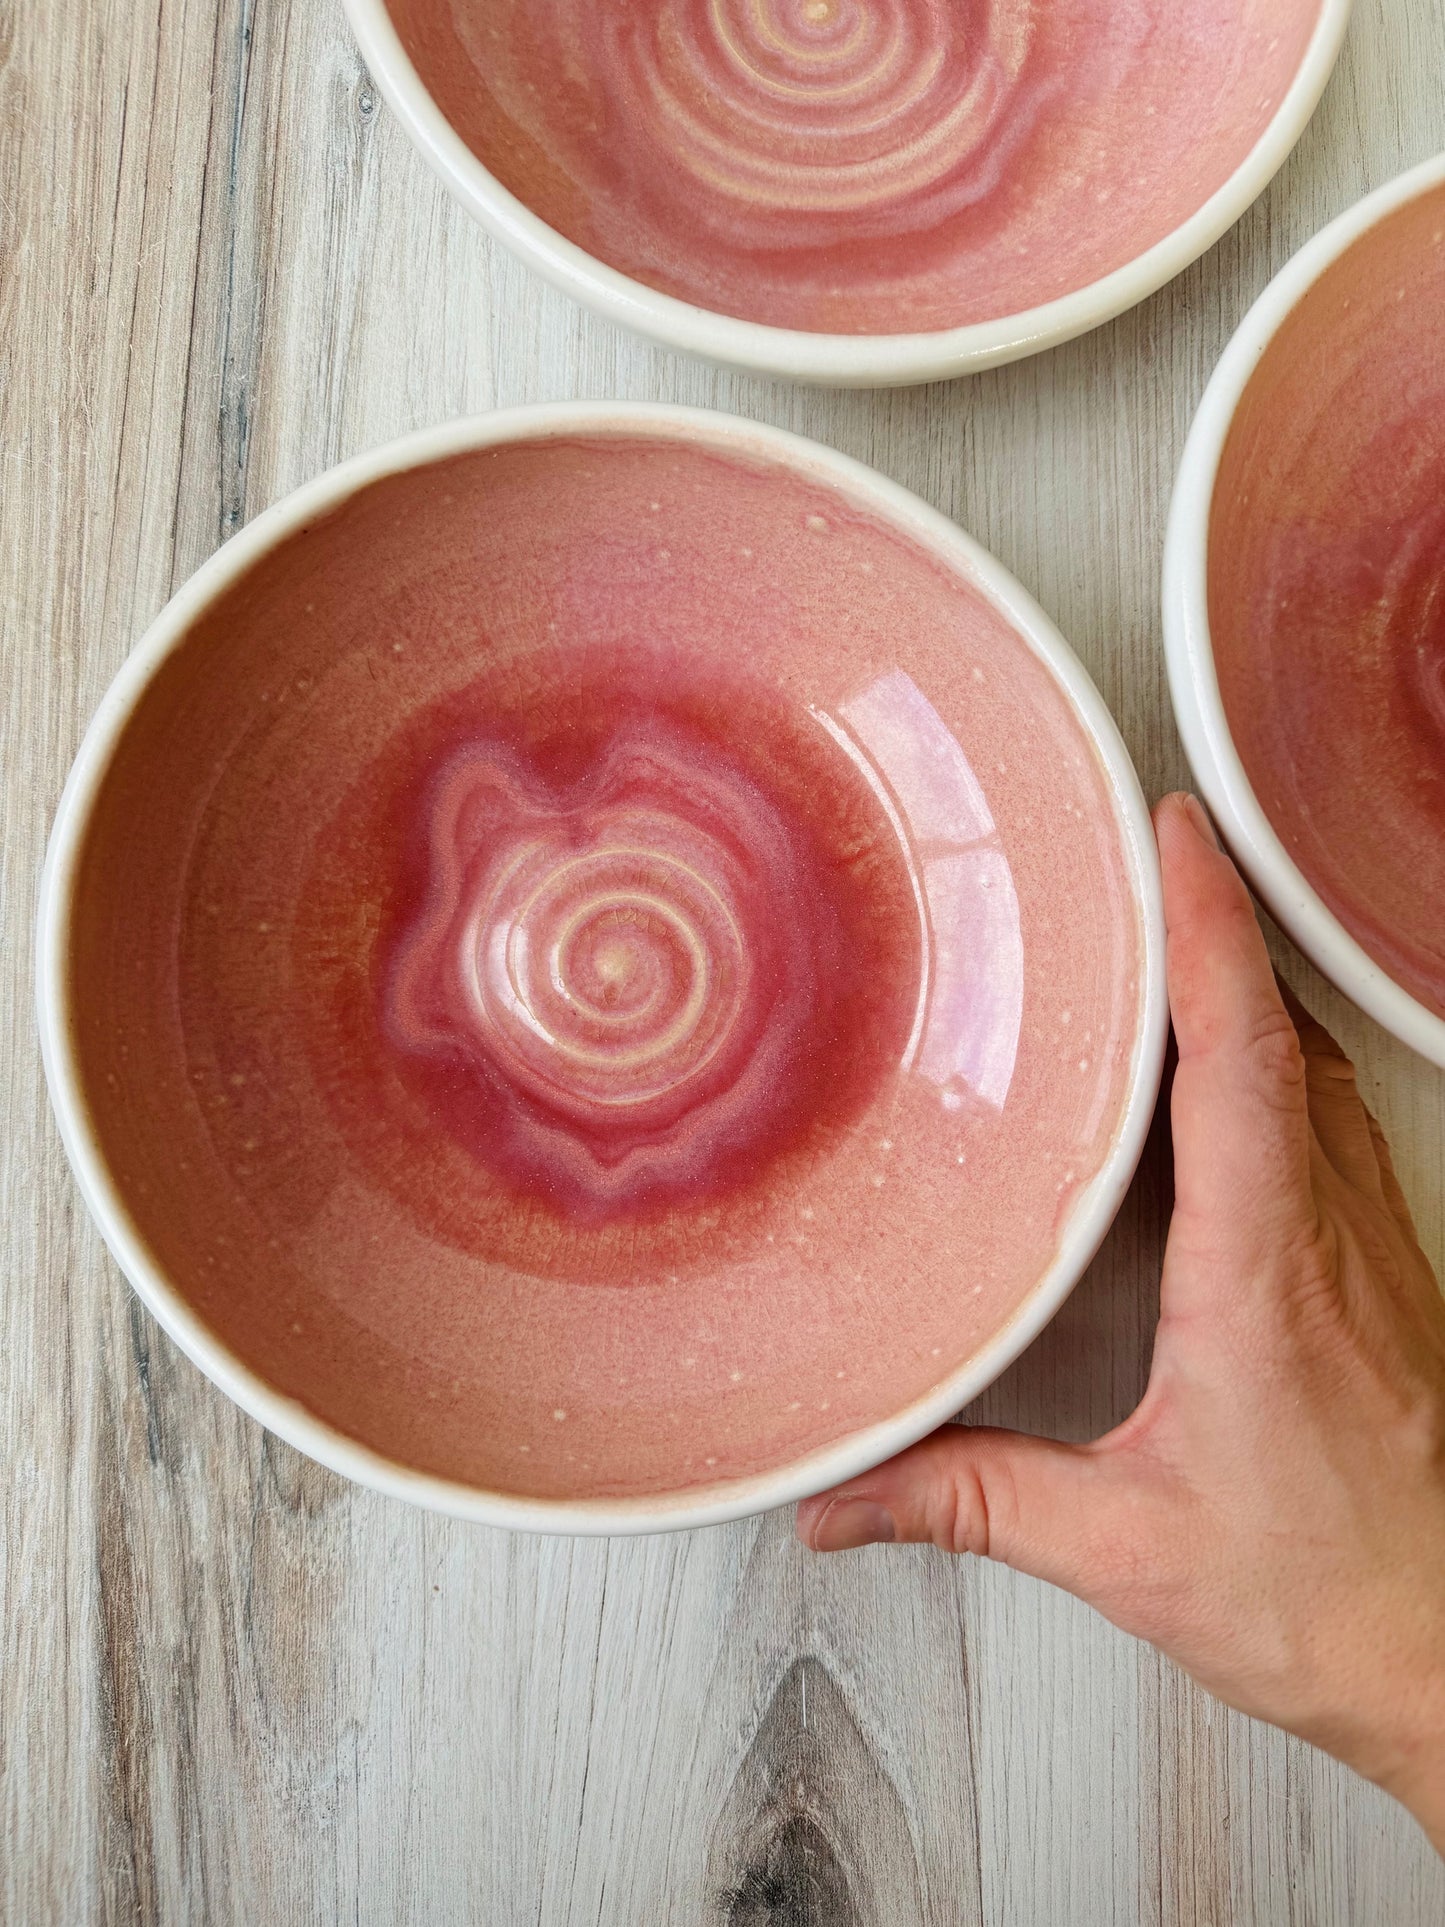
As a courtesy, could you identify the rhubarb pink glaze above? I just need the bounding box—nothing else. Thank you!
[1210,184,1445,1022]
[383,658,917,1222]
[70,433,1143,1500]
[386,0,1324,334]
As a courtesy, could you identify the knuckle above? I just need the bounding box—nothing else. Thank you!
[1289,1213,1340,1292]
[939,1449,1020,1562]
[1304,1052,1359,1101]
[1240,1005,1308,1099]
[941,1466,989,1558]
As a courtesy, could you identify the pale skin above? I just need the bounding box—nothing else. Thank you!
[797,792,1445,1854]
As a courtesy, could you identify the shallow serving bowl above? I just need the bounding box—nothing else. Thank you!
[1165,154,1445,1069]
[40,403,1166,1531]
[344,0,1351,387]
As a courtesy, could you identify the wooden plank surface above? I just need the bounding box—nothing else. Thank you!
[3,0,1444,1919]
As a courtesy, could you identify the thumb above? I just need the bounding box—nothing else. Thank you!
[797,1424,1118,1596]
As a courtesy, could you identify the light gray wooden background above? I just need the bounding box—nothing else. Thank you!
[3,0,1444,1920]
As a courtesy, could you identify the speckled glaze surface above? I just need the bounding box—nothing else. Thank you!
[43,411,1164,1522]
[383,0,1326,336]
[1208,179,1445,1025]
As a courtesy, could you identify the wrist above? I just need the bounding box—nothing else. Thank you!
[1345,1654,1445,1856]
[1392,1770,1445,1859]
[1372,1717,1445,1857]
[1284,1594,1445,1854]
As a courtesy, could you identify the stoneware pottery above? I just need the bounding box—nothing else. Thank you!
[343,0,1351,386]
[1165,153,1445,1069]
[40,404,1167,1530]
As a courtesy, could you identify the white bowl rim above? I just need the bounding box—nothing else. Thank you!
[1163,150,1445,1070]
[341,0,1353,387]
[38,400,1168,1534]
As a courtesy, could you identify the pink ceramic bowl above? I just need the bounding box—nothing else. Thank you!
[40,404,1167,1531]
[344,0,1350,387]
[1165,154,1445,1069]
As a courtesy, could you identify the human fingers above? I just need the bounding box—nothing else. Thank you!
[1277,979,1390,1208]
[1153,794,1316,1266]
[796,1425,1129,1600]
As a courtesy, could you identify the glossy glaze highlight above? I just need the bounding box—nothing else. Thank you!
[382,650,920,1223]
[68,435,1143,1499]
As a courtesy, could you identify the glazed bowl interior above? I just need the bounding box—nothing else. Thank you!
[41,407,1165,1530]
[345,0,1348,383]
[1165,157,1445,1068]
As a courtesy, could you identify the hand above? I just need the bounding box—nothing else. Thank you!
[797,792,1445,1853]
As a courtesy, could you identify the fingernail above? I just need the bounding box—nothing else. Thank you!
[811,1498,896,1552]
[1182,793,1220,849]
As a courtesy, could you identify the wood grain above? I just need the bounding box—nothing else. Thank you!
[3,0,1444,1920]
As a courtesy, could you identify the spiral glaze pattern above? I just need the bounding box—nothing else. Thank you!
[613,0,1039,248]
[70,431,1148,1498]
[399,0,1320,332]
[386,708,863,1215]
